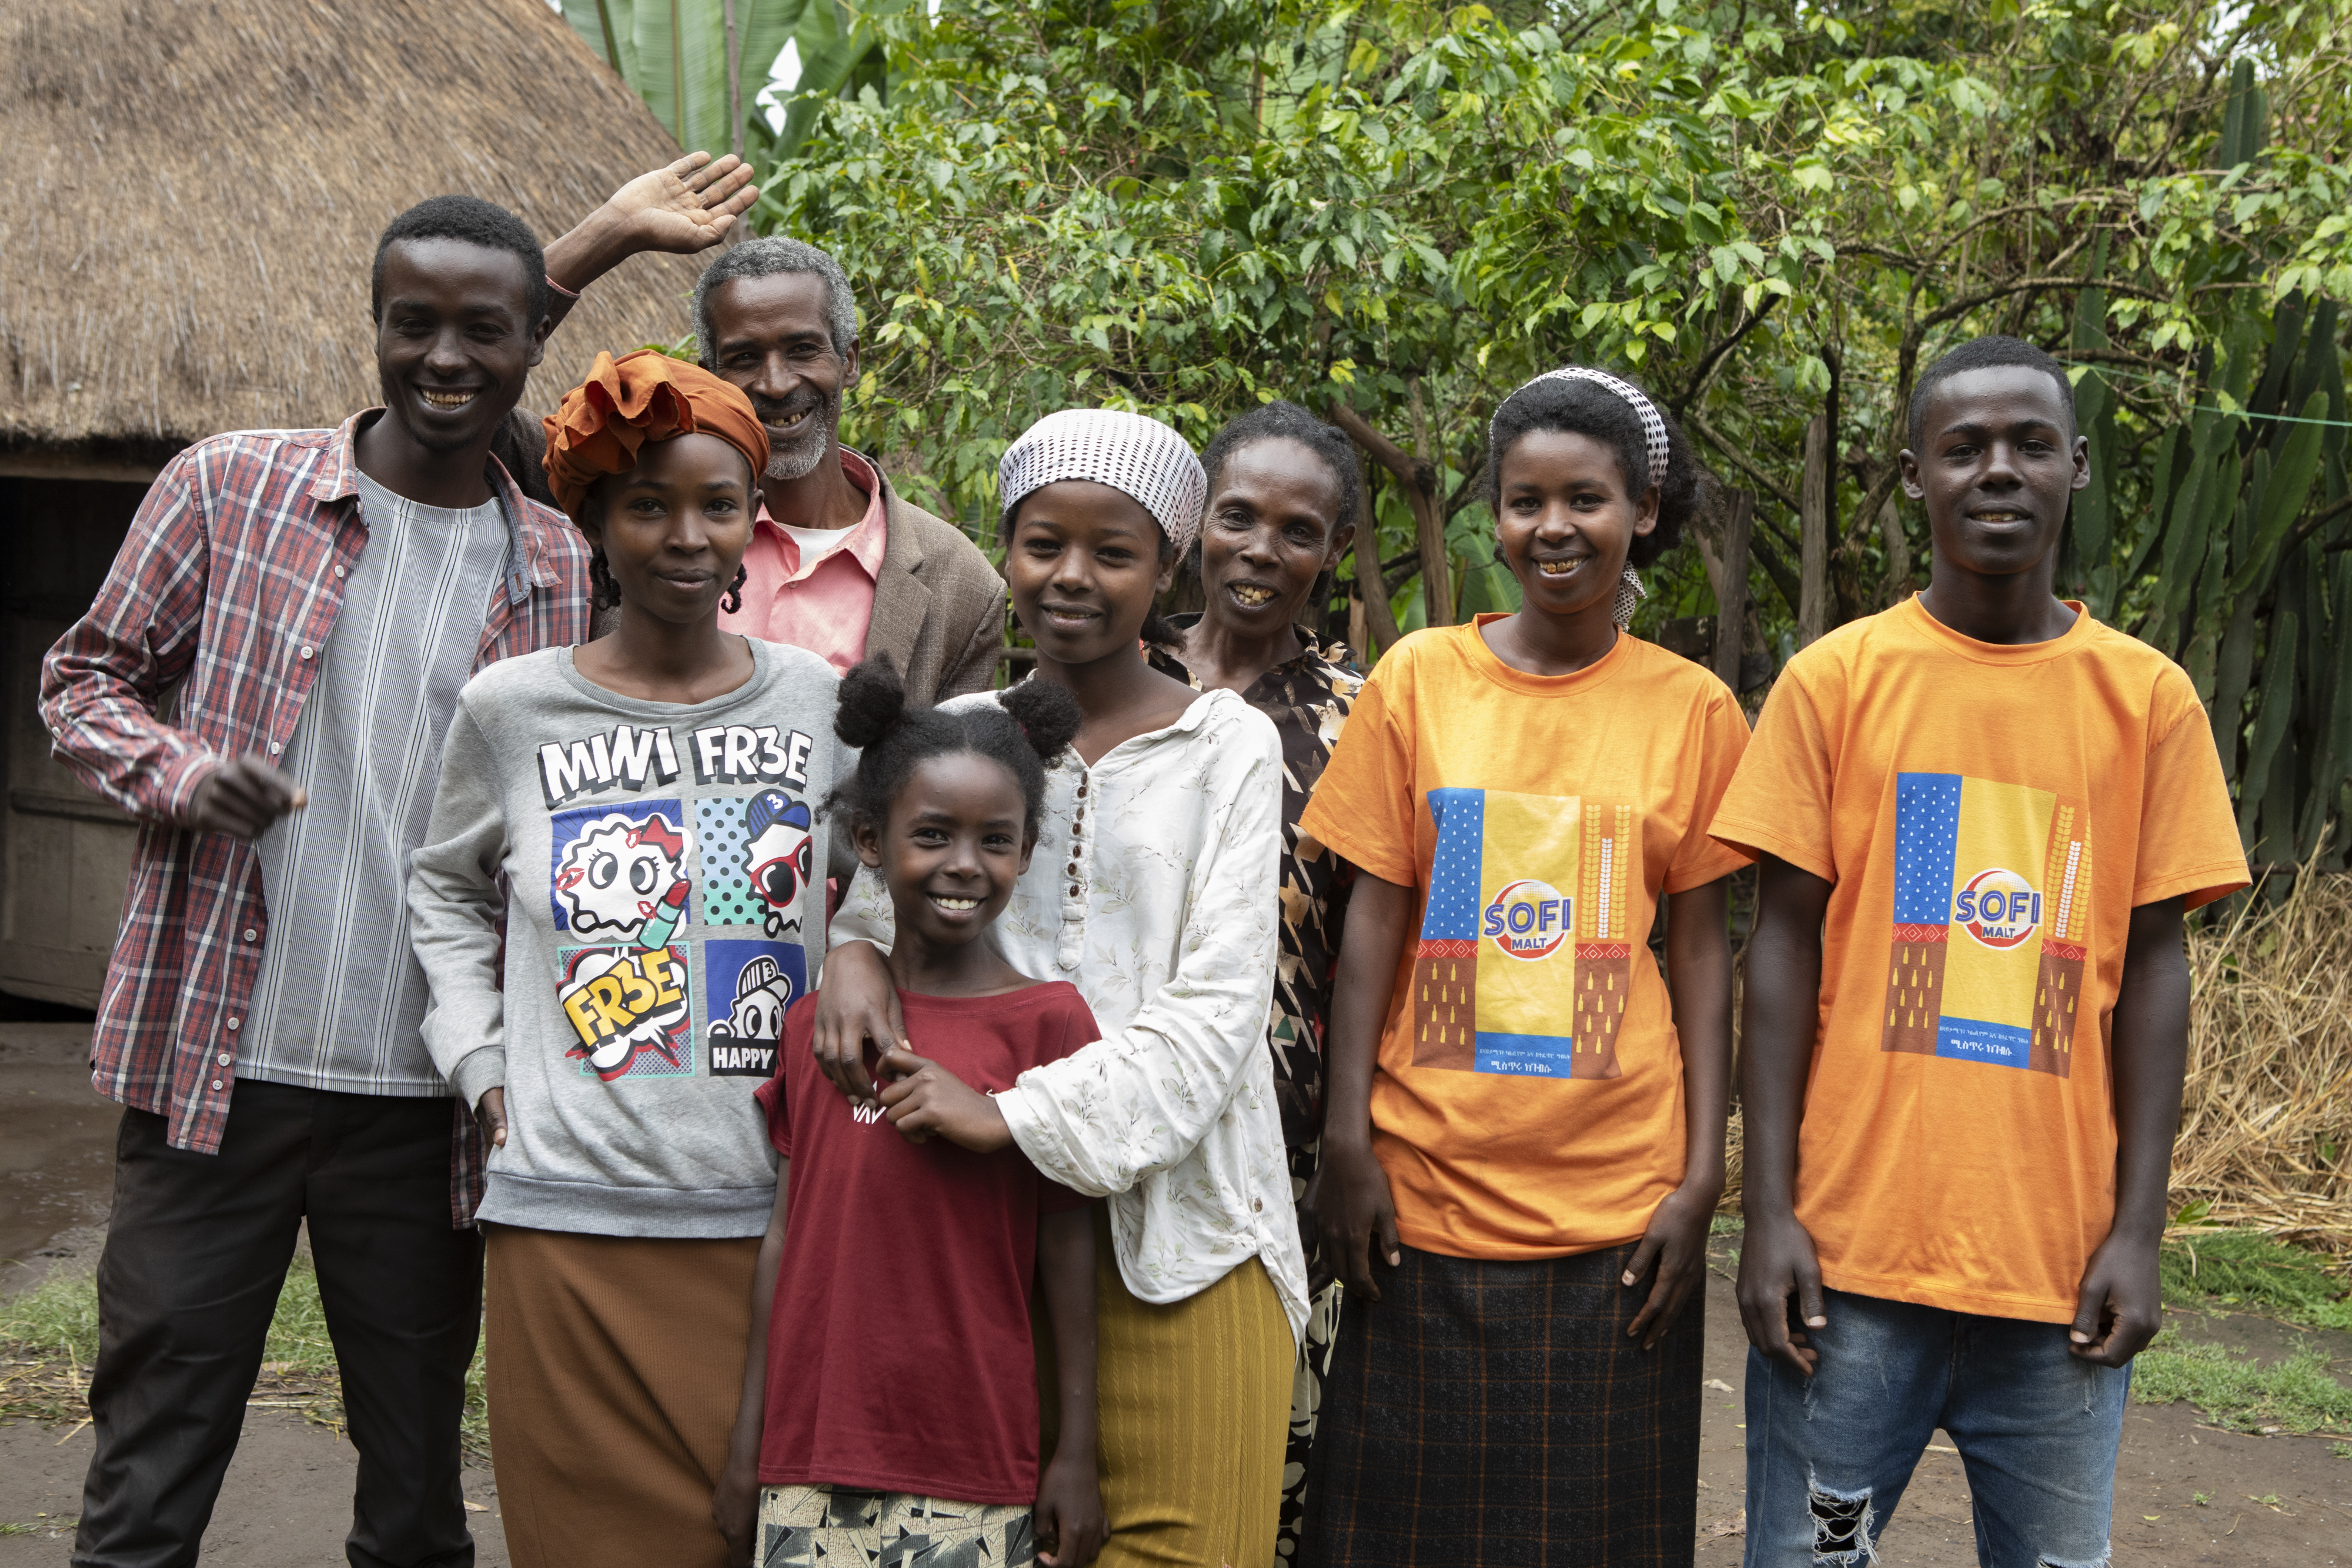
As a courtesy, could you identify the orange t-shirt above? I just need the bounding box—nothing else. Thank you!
[1709,597,2247,1322]
[1299,617,1753,1260]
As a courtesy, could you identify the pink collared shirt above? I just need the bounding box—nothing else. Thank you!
[719,448,888,674]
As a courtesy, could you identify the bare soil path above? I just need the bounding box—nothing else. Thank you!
[2,1026,2344,1564]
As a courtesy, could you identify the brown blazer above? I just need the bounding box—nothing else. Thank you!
[863,461,1007,704]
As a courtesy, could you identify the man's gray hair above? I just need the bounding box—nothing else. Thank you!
[691,237,858,365]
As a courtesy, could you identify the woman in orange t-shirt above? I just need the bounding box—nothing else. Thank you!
[1299,368,1750,1566]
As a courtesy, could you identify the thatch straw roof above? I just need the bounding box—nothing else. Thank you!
[1,0,706,461]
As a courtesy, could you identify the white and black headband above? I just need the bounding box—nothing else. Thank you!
[1492,366,1671,493]
[1492,366,1668,628]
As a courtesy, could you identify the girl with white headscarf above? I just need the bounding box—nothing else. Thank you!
[811,409,1306,1567]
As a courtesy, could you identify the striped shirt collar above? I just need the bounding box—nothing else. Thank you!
[315,409,550,607]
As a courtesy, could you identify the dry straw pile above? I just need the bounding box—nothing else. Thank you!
[2172,870,2352,1250]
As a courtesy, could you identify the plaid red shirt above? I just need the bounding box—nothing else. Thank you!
[39,411,592,1225]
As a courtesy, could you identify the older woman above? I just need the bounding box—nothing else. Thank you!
[1143,399,1364,1563]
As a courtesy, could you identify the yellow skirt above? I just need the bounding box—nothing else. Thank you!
[1043,1207,1294,1568]
[483,1224,760,1568]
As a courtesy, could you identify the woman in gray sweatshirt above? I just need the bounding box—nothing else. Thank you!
[407,352,853,1568]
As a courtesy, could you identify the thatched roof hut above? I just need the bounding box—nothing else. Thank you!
[1,0,703,472]
[0,0,705,1011]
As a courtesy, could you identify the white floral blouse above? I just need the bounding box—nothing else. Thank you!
[831,686,1309,1343]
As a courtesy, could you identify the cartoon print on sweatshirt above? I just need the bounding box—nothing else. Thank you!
[696,788,814,938]
[703,940,807,1077]
[549,798,695,944]
[557,943,694,1081]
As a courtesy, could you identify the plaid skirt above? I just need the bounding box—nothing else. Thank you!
[1300,1241,1702,1568]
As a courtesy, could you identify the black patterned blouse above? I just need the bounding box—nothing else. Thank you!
[1150,617,1361,1178]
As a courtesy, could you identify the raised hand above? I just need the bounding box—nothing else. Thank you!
[600,152,760,256]
[544,152,762,295]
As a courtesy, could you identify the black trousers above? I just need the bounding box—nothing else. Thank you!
[73,1079,484,1568]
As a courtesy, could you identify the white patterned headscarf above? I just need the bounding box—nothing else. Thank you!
[1491,366,1667,628]
[998,409,1207,558]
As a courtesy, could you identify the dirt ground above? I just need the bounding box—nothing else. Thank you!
[1,1021,2346,1565]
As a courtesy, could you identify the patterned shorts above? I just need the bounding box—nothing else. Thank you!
[756,1485,1037,1567]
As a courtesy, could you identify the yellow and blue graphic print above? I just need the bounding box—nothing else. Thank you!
[702,940,804,1078]
[1411,787,1637,1079]
[1884,772,2092,1076]
[557,943,694,1082]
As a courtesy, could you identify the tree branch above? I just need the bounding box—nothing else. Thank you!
[1748,527,1804,618]
[1833,242,1929,272]
[2278,492,2352,560]
[1916,272,2166,335]
[1842,462,1906,554]
[1444,446,1489,522]
[1330,402,1432,497]
[1672,292,1781,417]
[1332,399,1452,627]
[1688,409,1802,515]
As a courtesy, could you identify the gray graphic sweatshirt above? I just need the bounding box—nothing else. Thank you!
[409,639,853,1238]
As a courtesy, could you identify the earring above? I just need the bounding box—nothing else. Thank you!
[721,563,748,616]
[589,550,622,611]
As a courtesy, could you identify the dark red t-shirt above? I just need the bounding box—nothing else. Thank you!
[753,982,1098,1503]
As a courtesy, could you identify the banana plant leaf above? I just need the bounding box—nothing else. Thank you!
[562,0,805,158]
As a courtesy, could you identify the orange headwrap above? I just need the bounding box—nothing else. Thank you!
[541,349,771,520]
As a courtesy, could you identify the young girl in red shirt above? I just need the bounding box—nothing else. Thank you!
[714,658,1107,1568]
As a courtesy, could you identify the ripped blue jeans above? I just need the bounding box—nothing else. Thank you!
[1742,1288,2129,1568]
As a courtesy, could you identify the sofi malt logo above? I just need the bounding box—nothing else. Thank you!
[1953,867,2043,950]
[1481,878,1573,961]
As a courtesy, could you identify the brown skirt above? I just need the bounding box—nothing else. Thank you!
[483,1223,761,1568]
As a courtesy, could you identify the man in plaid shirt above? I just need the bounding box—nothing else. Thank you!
[41,197,594,1568]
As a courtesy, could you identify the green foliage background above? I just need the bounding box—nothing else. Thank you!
[573,0,2352,862]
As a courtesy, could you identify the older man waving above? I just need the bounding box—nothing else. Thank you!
[540,156,1005,703]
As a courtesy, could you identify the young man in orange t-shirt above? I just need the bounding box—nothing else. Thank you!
[1710,336,2247,1568]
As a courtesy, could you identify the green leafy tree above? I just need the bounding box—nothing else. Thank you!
[749,0,2352,853]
